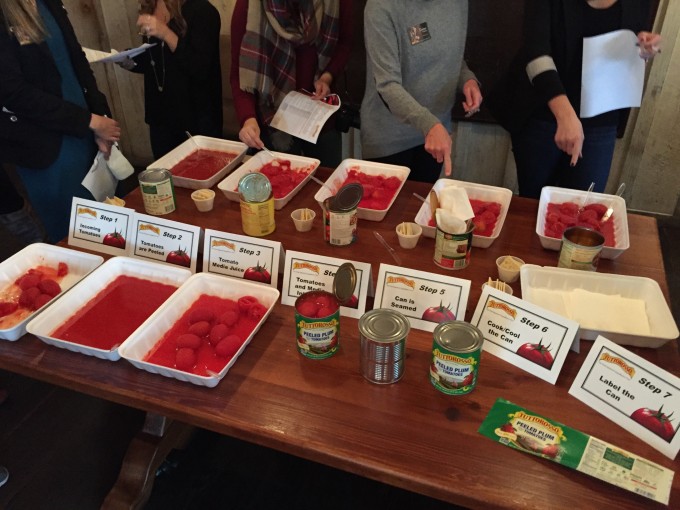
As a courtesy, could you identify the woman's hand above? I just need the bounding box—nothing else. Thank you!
[548,95,583,166]
[312,72,332,100]
[461,79,483,117]
[638,31,662,60]
[136,13,178,50]
[239,117,264,149]
[89,114,120,158]
[425,123,453,176]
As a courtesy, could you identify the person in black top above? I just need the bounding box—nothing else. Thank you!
[489,0,661,198]
[120,0,222,159]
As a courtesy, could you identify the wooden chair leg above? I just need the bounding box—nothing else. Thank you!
[101,413,194,510]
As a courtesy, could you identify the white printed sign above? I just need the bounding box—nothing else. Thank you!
[129,213,201,273]
[470,286,579,384]
[202,229,282,288]
[373,264,470,331]
[68,198,133,256]
[281,251,371,319]
[570,336,680,460]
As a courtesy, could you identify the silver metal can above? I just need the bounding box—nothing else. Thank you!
[323,183,362,246]
[359,308,410,384]
[558,226,604,271]
[138,168,176,215]
[430,321,484,395]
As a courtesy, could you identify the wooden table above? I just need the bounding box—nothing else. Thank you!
[1,169,678,509]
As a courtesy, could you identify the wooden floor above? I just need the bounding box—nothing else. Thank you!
[0,213,678,510]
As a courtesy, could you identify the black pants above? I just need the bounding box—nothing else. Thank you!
[366,145,442,183]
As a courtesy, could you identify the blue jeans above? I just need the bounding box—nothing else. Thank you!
[511,118,617,199]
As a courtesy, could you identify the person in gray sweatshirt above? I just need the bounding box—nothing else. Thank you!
[361,0,481,182]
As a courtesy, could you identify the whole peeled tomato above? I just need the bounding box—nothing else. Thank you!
[344,294,359,309]
[631,406,676,442]
[516,340,554,369]
[421,302,456,323]
[102,230,126,249]
[166,247,190,267]
[243,262,271,284]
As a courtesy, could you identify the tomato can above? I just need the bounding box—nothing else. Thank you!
[359,308,410,384]
[323,183,363,246]
[433,222,474,270]
[558,226,604,271]
[430,321,483,395]
[294,263,357,359]
[239,173,275,237]
[138,168,176,215]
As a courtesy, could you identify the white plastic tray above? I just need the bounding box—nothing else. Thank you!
[148,136,248,190]
[536,186,629,259]
[313,159,410,221]
[520,265,678,348]
[118,272,280,387]
[415,179,513,248]
[0,244,104,341]
[217,151,320,210]
[26,257,191,360]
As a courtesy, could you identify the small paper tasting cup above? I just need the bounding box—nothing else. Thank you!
[191,189,215,212]
[482,280,514,296]
[396,222,422,249]
[291,208,315,232]
[496,255,525,283]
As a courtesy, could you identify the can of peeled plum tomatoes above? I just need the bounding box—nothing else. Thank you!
[138,168,176,215]
[323,183,363,246]
[294,263,357,359]
[433,222,474,270]
[558,226,604,271]
[238,173,275,237]
[430,321,484,395]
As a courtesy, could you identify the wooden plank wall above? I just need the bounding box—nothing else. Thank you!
[63,1,678,215]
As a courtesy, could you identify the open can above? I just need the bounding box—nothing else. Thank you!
[323,183,363,246]
[138,168,176,215]
[433,222,475,270]
[558,226,604,271]
[238,172,275,237]
[294,262,357,359]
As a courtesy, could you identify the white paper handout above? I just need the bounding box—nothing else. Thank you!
[84,43,156,64]
[581,29,646,118]
[270,91,341,143]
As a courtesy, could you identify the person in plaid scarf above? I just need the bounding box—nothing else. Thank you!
[231,0,353,167]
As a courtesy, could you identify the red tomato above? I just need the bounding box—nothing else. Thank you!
[541,444,559,458]
[0,301,19,318]
[421,302,456,323]
[247,303,268,321]
[102,230,126,249]
[516,340,554,369]
[166,247,190,267]
[243,263,271,284]
[238,295,259,312]
[631,407,676,442]
[500,423,515,434]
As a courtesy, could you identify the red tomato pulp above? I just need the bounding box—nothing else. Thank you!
[144,294,267,376]
[338,167,402,210]
[50,275,178,350]
[544,201,616,247]
[171,149,238,181]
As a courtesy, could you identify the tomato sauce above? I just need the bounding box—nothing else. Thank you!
[50,275,177,350]
[144,294,265,376]
[338,167,402,210]
[171,149,238,181]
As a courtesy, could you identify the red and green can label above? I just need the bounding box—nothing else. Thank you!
[295,314,339,359]
[430,346,480,395]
